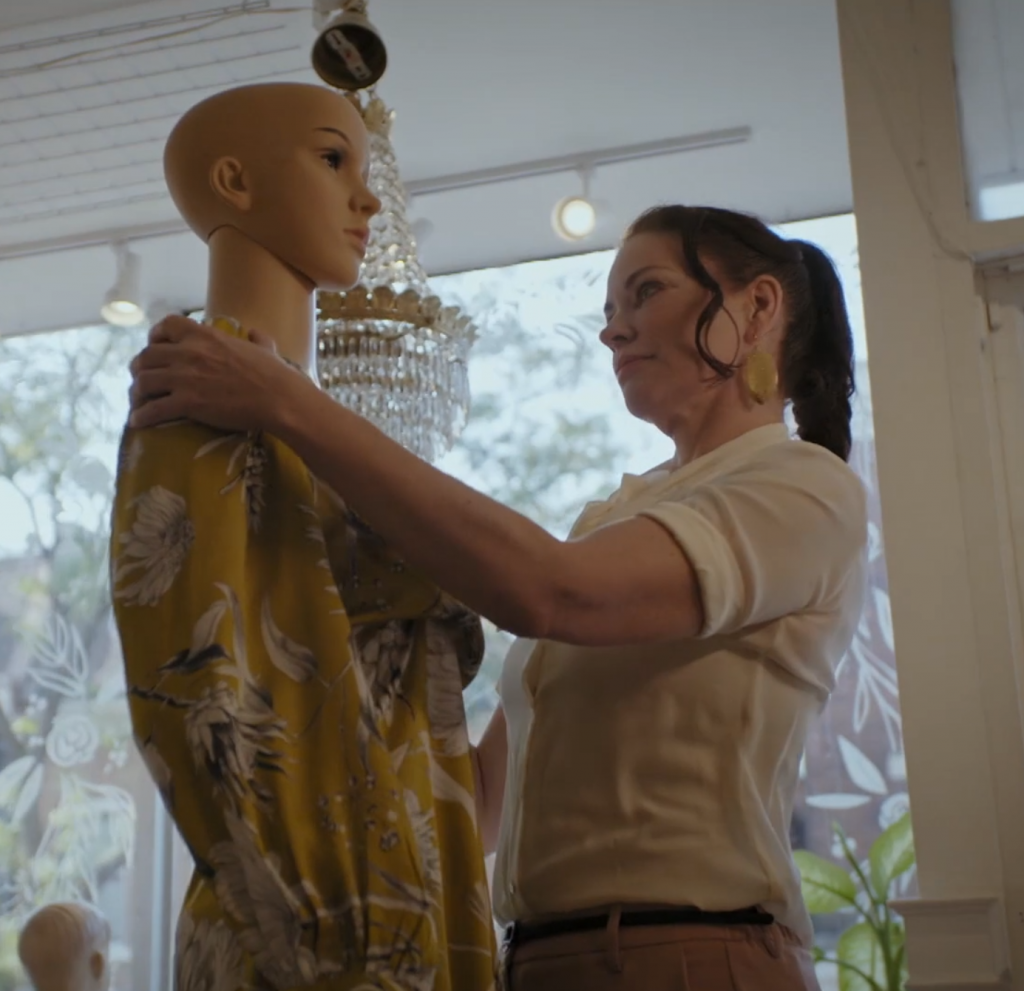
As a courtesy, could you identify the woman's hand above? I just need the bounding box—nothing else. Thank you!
[128,315,307,433]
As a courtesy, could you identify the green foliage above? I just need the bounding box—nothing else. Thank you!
[795,812,915,991]
[793,848,858,914]
[868,809,915,900]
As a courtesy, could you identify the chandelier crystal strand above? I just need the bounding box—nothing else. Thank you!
[316,90,476,462]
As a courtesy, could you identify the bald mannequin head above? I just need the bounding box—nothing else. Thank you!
[19,902,112,991]
[165,82,379,290]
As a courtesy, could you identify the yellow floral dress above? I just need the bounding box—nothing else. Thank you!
[109,324,496,991]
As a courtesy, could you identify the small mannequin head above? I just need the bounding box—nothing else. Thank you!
[164,82,380,291]
[18,902,112,991]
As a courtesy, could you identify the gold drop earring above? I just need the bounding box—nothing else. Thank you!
[743,339,778,405]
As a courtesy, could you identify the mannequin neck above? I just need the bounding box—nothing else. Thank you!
[205,226,317,375]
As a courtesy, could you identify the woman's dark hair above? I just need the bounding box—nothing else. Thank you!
[627,205,856,462]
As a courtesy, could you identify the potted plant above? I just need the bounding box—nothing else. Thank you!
[794,811,914,991]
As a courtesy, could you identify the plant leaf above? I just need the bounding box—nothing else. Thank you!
[837,921,886,991]
[892,927,909,988]
[807,793,872,810]
[12,761,44,823]
[838,735,889,796]
[874,586,894,651]
[0,754,39,809]
[793,849,858,913]
[869,810,915,901]
[27,614,89,698]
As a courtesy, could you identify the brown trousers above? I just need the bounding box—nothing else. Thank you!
[503,910,822,991]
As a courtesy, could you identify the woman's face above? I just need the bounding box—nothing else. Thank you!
[601,231,751,430]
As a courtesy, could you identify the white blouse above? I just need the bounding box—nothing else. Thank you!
[492,424,868,947]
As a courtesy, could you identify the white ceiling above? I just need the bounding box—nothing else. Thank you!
[0,0,855,336]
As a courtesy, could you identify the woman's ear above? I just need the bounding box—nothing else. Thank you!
[744,274,785,344]
[209,156,252,213]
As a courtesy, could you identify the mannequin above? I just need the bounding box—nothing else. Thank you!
[110,83,495,990]
[18,902,111,991]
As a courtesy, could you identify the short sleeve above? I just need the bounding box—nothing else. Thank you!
[641,442,868,637]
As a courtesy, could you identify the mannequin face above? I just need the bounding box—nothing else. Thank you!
[165,83,381,291]
[226,91,380,289]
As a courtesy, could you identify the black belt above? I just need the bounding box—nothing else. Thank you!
[503,906,774,948]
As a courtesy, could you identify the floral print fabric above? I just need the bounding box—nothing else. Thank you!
[110,354,495,989]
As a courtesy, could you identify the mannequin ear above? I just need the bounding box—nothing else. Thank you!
[89,950,105,979]
[209,156,252,212]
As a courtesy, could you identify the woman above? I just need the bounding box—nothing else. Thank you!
[129,205,867,991]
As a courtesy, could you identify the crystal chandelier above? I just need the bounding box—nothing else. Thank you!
[316,90,476,462]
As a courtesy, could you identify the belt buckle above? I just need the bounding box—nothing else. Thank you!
[501,922,517,950]
[498,924,517,991]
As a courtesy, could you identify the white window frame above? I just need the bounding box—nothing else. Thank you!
[837,1,1024,986]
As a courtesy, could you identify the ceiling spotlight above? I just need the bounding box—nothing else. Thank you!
[312,1,387,91]
[552,165,598,242]
[101,244,146,327]
[552,195,597,241]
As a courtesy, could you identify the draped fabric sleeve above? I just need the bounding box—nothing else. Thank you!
[110,420,447,990]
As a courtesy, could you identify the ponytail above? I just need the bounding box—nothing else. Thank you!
[782,241,855,462]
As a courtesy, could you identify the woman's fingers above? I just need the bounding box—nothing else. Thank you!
[129,368,176,409]
[129,393,184,429]
[131,343,183,374]
[148,314,202,345]
[147,316,183,345]
[247,327,278,352]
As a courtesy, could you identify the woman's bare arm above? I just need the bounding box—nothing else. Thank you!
[272,382,705,646]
